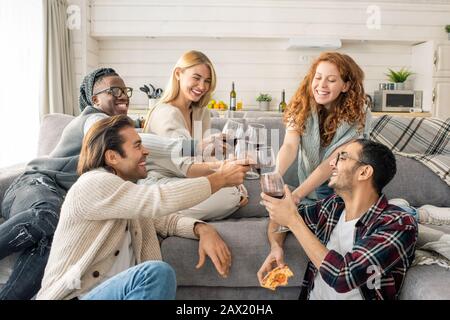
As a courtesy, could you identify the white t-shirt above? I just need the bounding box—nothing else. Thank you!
[309,210,363,300]
[83,112,109,135]
[105,223,136,279]
[79,222,135,299]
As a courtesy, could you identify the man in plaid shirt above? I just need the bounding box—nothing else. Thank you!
[257,139,418,300]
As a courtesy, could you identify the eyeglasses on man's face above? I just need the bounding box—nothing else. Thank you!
[334,151,368,167]
[93,87,133,98]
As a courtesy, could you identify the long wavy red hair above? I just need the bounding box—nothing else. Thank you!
[283,52,367,146]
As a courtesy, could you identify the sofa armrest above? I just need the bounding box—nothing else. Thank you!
[0,164,25,210]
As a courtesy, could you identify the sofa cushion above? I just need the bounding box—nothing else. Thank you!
[37,113,74,156]
[384,155,450,207]
[0,164,25,211]
[229,180,268,219]
[0,252,19,286]
[243,111,283,118]
[161,217,309,288]
[400,265,450,299]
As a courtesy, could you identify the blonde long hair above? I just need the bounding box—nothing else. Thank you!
[284,52,367,146]
[143,50,216,132]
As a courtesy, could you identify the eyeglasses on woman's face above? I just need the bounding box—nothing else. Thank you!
[93,87,133,98]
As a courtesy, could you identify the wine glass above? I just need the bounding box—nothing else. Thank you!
[260,172,290,233]
[246,123,267,148]
[221,120,245,158]
[257,146,276,175]
[244,123,267,179]
[222,120,245,142]
[257,146,276,204]
[234,139,247,162]
[235,139,257,167]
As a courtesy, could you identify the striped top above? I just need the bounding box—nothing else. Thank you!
[36,168,211,300]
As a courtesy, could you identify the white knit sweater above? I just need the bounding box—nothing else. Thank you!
[145,103,211,139]
[36,168,211,300]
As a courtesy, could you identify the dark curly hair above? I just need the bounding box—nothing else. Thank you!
[355,139,397,195]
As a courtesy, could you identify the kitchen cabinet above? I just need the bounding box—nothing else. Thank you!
[432,79,450,119]
[412,41,450,119]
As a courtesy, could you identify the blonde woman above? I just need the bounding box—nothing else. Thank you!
[141,50,247,221]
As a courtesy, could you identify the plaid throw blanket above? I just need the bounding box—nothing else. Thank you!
[370,116,450,186]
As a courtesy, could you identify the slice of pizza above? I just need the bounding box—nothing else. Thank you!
[261,265,294,291]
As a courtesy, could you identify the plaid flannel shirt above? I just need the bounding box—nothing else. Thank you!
[298,194,418,300]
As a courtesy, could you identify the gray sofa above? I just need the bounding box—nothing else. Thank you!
[1,113,450,300]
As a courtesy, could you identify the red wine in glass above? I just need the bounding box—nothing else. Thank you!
[260,172,290,233]
[265,191,285,199]
[223,137,238,146]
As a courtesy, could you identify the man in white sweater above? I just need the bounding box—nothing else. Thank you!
[37,115,249,300]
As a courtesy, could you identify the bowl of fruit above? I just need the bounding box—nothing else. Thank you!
[207,100,228,110]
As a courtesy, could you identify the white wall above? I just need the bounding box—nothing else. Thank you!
[97,38,414,110]
[69,0,99,109]
[70,0,450,111]
[90,0,450,41]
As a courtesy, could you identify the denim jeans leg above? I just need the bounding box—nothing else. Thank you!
[0,240,51,300]
[82,261,177,300]
[0,173,64,300]
[315,181,333,200]
[397,205,419,222]
[0,173,63,259]
[0,206,59,259]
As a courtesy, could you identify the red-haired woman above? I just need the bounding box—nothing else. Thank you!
[276,52,372,204]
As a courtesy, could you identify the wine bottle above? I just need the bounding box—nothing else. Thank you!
[230,82,236,111]
[279,89,287,113]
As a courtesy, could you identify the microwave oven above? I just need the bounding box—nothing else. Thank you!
[373,90,422,112]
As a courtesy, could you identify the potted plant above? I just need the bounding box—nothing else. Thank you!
[385,67,413,90]
[256,93,272,111]
[446,25,450,40]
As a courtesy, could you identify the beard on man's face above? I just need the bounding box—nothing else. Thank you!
[328,165,359,194]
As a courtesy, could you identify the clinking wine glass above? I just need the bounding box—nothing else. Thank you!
[260,172,290,233]
[235,139,257,168]
[244,123,267,179]
[222,120,245,159]
[222,120,245,143]
[234,139,253,197]
[257,147,276,204]
[246,123,267,148]
[257,146,276,175]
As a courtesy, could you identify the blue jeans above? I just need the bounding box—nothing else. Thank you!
[0,173,65,300]
[315,182,334,200]
[393,205,419,221]
[82,261,176,300]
